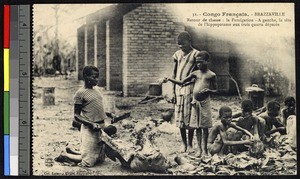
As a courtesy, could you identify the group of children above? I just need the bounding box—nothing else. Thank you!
[160,49,296,157]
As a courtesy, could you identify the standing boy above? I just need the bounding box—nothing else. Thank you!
[208,106,254,156]
[160,51,217,157]
[160,31,201,153]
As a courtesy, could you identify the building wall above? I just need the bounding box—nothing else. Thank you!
[87,24,94,65]
[187,27,231,94]
[87,25,94,66]
[96,22,107,87]
[123,4,185,96]
[106,17,123,91]
[77,26,85,80]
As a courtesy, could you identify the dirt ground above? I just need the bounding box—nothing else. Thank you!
[32,77,297,176]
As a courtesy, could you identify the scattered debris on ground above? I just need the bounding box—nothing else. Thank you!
[32,77,297,176]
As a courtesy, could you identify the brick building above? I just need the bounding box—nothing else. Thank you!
[77,3,185,96]
[76,3,289,97]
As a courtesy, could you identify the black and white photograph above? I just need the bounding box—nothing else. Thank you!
[32,3,296,176]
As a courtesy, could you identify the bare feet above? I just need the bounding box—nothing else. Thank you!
[54,151,68,163]
[60,150,68,157]
[66,147,80,155]
[186,145,194,154]
[66,147,73,154]
[181,145,187,153]
[194,150,202,158]
[191,99,196,105]
[201,152,208,157]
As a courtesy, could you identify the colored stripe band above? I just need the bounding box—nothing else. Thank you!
[4,135,10,175]
[4,49,10,91]
[4,4,10,176]
[4,5,10,48]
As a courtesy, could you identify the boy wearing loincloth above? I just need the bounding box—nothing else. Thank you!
[56,66,133,168]
[208,106,254,156]
[161,51,217,157]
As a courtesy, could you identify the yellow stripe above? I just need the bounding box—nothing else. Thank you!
[4,49,9,91]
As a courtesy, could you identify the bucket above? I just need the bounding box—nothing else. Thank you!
[245,84,265,110]
[42,87,55,106]
[149,83,162,96]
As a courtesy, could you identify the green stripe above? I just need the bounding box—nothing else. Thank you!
[4,92,10,134]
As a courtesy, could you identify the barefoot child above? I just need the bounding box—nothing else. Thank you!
[227,100,261,153]
[161,51,217,157]
[159,31,201,154]
[57,66,133,168]
[208,106,254,156]
[60,66,108,167]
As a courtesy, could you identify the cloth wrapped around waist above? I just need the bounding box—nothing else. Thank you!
[80,124,105,167]
[174,85,193,128]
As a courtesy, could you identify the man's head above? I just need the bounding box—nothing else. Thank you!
[195,51,210,71]
[241,100,254,114]
[82,66,99,87]
[219,106,232,125]
[267,101,281,117]
[177,31,192,53]
[284,96,295,109]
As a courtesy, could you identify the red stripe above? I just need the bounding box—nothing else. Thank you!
[4,5,10,48]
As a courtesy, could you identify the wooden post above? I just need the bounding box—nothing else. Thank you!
[42,87,55,106]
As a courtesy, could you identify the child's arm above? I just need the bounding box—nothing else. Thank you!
[280,108,288,126]
[219,126,254,146]
[207,126,218,144]
[266,127,286,136]
[252,117,260,139]
[169,59,178,104]
[172,60,177,89]
[232,111,242,119]
[229,123,254,138]
[266,118,287,135]
[74,104,101,131]
[167,73,195,85]
[199,75,218,94]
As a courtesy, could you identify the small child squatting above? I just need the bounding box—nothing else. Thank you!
[225,100,261,153]
[259,101,287,138]
[207,106,255,156]
[160,51,217,157]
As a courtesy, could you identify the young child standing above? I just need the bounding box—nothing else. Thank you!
[59,66,107,167]
[208,106,254,156]
[161,51,217,157]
